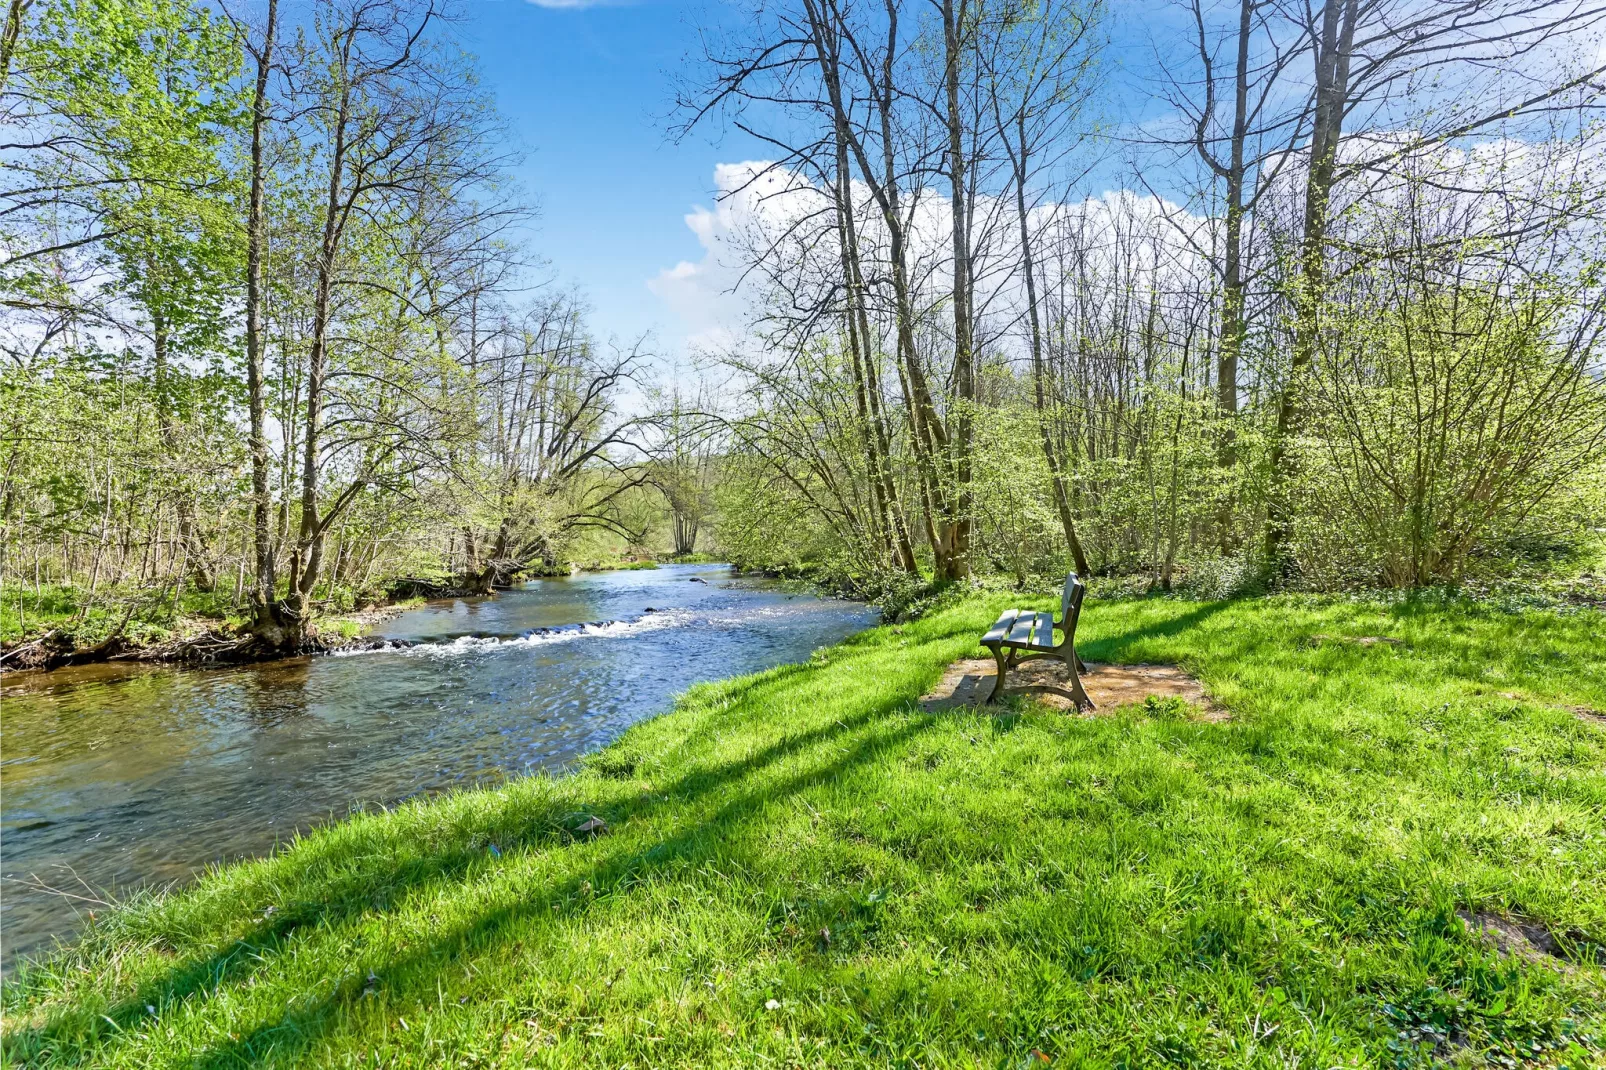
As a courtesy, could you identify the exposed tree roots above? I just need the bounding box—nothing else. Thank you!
[0,627,410,674]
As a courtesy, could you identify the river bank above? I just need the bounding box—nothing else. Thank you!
[0,589,435,674]
[0,565,876,969]
[0,559,677,675]
[5,591,1602,1067]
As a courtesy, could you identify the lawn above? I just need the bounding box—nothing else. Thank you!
[4,593,1604,1068]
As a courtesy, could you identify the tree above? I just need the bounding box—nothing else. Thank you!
[250,0,521,644]
[238,0,280,638]
[983,0,1103,572]
[648,386,719,558]
[2,0,243,351]
[1264,0,1606,573]
[455,295,651,591]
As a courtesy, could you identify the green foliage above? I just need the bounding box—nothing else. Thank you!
[5,593,1603,1065]
[3,0,662,643]
[0,584,84,642]
[1137,693,1191,721]
[1068,391,1246,581]
[0,350,247,641]
[647,386,719,557]
[1299,268,1606,588]
[970,393,1063,584]
[581,559,659,572]
[865,570,959,622]
[4,0,245,314]
[7,0,1603,643]
[713,452,833,575]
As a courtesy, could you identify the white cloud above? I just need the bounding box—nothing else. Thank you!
[650,161,1212,362]
[647,162,787,355]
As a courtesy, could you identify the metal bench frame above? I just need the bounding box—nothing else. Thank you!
[980,572,1093,709]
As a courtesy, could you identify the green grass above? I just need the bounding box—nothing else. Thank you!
[5,594,1605,1068]
[0,584,257,646]
[0,583,429,651]
[322,618,363,640]
[1,584,115,645]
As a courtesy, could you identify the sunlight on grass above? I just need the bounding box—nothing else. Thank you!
[3,594,1603,1068]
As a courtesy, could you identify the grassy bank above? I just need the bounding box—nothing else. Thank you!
[4,593,1604,1068]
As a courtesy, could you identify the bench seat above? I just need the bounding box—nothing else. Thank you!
[983,609,1057,651]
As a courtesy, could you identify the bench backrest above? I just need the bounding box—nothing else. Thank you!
[1060,572,1086,638]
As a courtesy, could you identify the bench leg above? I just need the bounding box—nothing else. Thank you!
[1064,651,1094,711]
[985,643,1008,703]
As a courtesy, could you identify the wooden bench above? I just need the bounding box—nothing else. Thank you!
[980,572,1093,709]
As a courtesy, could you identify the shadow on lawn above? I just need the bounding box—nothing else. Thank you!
[9,644,948,1067]
[185,710,942,1068]
[1079,599,1233,663]
[16,605,1268,1066]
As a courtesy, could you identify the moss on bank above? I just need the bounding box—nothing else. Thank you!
[4,594,1604,1068]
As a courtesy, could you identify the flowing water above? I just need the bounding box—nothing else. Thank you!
[0,564,875,968]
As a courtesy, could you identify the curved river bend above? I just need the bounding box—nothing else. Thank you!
[0,564,875,967]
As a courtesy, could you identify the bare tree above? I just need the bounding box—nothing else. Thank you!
[460,296,652,590]
[253,0,523,643]
[984,0,1102,572]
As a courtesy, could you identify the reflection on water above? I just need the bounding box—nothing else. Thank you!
[0,564,874,967]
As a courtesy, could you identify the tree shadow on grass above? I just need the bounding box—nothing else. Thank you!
[10,607,1147,1064]
[1074,599,1236,667]
[170,705,944,1069]
[4,799,587,1059]
[8,655,939,1066]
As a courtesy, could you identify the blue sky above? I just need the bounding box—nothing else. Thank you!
[461,0,759,364]
[459,0,1178,366]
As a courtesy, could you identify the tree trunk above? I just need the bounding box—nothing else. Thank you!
[1013,115,1090,575]
[0,0,27,92]
[834,113,917,575]
[286,43,356,638]
[938,0,973,582]
[673,510,697,557]
[1217,0,1253,425]
[1213,1,1254,553]
[806,0,949,575]
[1265,0,1356,575]
[245,0,284,642]
[152,307,215,592]
[833,125,890,561]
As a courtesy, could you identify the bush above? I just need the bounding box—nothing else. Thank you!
[1295,251,1606,588]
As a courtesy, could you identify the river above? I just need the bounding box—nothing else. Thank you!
[0,564,875,969]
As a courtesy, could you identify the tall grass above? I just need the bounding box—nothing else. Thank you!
[5,593,1603,1068]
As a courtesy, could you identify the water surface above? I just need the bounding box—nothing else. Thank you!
[0,564,874,967]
